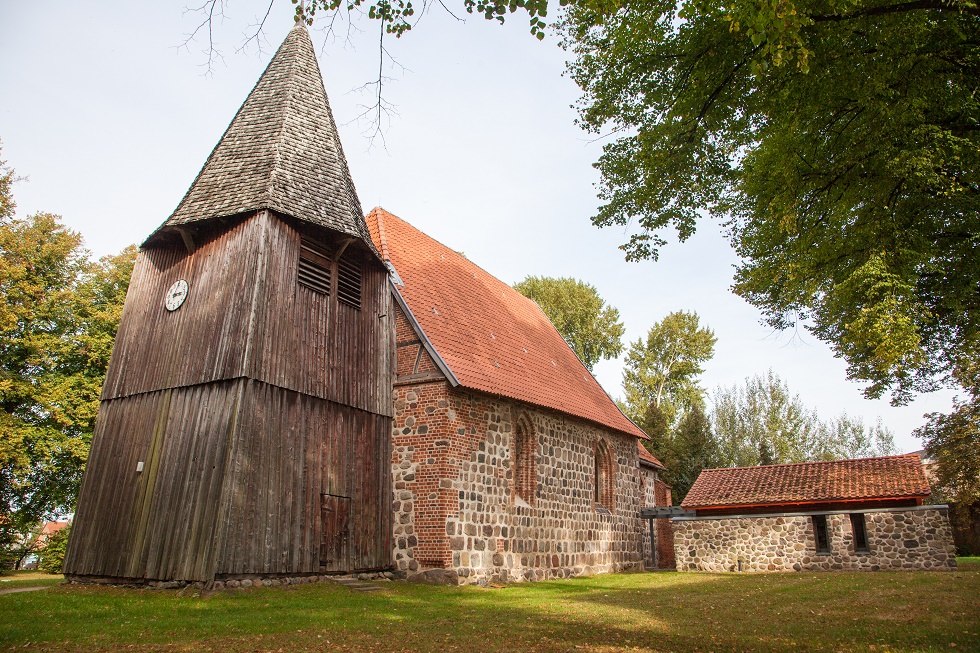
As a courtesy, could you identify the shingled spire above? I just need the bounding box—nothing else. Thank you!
[152,24,371,245]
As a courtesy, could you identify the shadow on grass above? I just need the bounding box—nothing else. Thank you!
[1,570,978,652]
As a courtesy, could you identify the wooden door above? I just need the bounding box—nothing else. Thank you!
[320,494,351,572]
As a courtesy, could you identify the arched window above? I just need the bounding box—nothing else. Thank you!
[594,439,615,511]
[513,416,536,504]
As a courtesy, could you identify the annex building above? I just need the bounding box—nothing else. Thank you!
[673,454,957,572]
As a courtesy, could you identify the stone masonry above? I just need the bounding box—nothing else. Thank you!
[673,507,957,572]
[391,380,646,584]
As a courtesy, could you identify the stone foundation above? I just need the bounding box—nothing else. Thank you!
[392,381,645,585]
[673,507,957,572]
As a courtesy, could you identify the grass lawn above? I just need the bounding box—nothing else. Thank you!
[1,569,977,652]
[0,570,64,590]
[957,556,979,571]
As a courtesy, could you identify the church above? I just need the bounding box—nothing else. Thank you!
[64,22,667,586]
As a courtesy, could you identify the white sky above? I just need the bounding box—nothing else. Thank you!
[0,1,956,452]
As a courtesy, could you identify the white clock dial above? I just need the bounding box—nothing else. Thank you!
[165,279,189,312]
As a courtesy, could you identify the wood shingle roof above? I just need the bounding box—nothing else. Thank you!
[681,454,931,510]
[366,207,647,441]
[149,24,372,246]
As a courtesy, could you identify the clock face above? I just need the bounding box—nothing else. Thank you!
[165,279,189,312]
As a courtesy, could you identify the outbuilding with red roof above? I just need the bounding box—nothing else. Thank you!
[673,455,956,572]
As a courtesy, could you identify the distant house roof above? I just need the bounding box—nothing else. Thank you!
[35,520,70,546]
[148,24,374,250]
[366,207,647,441]
[682,454,931,510]
[637,442,666,470]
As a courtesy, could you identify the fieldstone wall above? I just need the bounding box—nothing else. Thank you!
[639,466,658,568]
[392,380,645,585]
[673,508,957,572]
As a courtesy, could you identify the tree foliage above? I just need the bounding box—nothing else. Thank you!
[514,276,625,371]
[0,206,135,550]
[565,0,980,404]
[0,145,14,222]
[622,310,716,425]
[37,525,71,574]
[293,0,556,39]
[667,404,720,501]
[916,359,980,509]
[712,370,896,468]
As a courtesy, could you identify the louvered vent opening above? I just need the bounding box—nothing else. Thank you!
[337,255,362,309]
[298,239,332,295]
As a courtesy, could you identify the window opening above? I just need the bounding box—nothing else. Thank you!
[812,515,830,554]
[594,439,614,511]
[337,254,362,309]
[850,513,869,552]
[513,417,536,505]
[298,238,331,295]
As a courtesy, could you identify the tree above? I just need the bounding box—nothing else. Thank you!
[711,370,896,468]
[636,401,675,475]
[0,144,14,222]
[622,310,716,425]
[916,359,980,510]
[37,525,71,574]
[514,276,625,371]
[0,210,136,555]
[564,1,980,404]
[669,404,720,501]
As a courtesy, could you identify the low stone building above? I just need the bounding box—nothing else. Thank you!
[366,208,652,584]
[674,454,957,572]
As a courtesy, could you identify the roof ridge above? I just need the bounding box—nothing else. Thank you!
[368,207,391,263]
[267,25,305,204]
[374,206,648,441]
[698,453,922,474]
[373,208,526,294]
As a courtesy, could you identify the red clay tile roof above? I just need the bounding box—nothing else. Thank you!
[637,442,666,469]
[681,454,931,509]
[366,207,646,440]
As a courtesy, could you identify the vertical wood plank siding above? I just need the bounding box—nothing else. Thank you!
[101,219,259,399]
[249,215,392,417]
[67,211,394,581]
[217,381,391,575]
[66,381,243,581]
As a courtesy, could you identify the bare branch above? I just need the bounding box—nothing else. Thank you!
[178,0,228,75]
[237,0,276,55]
[437,0,465,22]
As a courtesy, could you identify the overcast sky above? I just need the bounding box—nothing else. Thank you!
[0,1,956,452]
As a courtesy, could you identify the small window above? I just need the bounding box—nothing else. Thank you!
[298,239,331,295]
[337,254,362,309]
[850,513,869,553]
[512,417,536,505]
[594,439,615,511]
[812,515,830,554]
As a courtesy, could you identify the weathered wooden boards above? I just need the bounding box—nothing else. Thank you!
[66,211,393,582]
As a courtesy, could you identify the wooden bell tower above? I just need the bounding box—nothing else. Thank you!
[65,23,393,583]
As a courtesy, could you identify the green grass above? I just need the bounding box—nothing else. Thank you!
[1,569,978,652]
[0,570,63,590]
[957,556,980,570]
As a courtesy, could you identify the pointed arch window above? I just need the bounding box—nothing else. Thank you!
[513,416,537,505]
[594,439,615,512]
